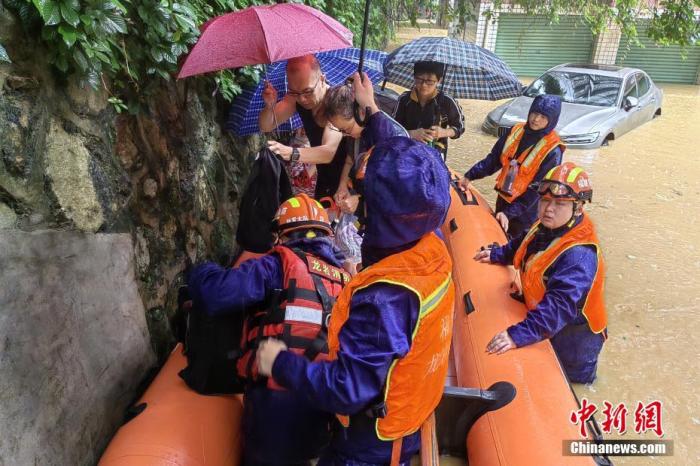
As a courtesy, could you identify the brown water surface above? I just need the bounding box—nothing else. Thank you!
[439,84,700,465]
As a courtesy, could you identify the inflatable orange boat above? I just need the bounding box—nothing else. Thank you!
[99,183,609,466]
[99,344,243,466]
[440,180,607,465]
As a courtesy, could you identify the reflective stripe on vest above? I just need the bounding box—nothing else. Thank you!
[327,233,455,440]
[494,123,565,203]
[513,213,607,334]
[236,246,348,390]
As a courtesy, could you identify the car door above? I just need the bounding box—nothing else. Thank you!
[616,75,641,137]
[635,72,656,123]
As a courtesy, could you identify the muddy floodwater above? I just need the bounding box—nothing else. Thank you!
[436,84,700,465]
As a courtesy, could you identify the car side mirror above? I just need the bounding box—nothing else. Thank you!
[623,96,639,111]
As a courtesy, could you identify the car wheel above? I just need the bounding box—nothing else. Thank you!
[601,134,614,147]
[653,107,662,118]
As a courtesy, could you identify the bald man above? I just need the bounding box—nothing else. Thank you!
[259,55,346,200]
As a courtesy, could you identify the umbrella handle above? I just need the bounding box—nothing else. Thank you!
[357,0,371,76]
[352,0,372,127]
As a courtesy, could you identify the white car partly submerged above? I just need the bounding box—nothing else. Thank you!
[482,63,663,149]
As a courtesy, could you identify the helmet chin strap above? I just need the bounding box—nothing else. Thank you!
[567,201,583,226]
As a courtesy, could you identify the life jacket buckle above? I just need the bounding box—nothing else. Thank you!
[366,401,387,419]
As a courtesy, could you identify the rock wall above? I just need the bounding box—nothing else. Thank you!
[0,231,156,466]
[0,3,261,464]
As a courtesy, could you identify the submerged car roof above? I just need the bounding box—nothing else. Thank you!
[548,63,638,78]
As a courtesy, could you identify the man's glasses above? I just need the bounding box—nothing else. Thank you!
[288,78,320,98]
[414,77,438,87]
[328,121,356,136]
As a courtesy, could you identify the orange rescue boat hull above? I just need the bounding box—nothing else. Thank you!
[99,344,243,466]
[441,184,596,465]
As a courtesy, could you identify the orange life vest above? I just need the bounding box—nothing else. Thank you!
[513,213,607,334]
[494,123,565,203]
[328,233,455,440]
[237,246,350,390]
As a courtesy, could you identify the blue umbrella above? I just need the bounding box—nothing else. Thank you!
[384,36,523,100]
[227,48,387,136]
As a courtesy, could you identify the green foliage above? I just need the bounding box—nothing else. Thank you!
[107,96,128,113]
[2,0,403,112]
[485,0,699,49]
[6,0,692,114]
[0,44,10,63]
[647,0,700,48]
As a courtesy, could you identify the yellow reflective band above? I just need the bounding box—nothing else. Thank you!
[545,166,557,180]
[314,200,324,209]
[419,274,452,317]
[288,198,301,208]
[567,167,583,183]
[503,125,523,153]
[522,138,547,168]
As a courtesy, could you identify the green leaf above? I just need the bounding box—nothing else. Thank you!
[60,3,80,27]
[32,0,53,18]
[162,51,177,64]
[150,48,164,62]
[58,24,78,47]
[54,54,69,72]
[73,47,88,70]
[111,0,127,14]
[101,9,127,34]
[31,0,61,25]
[16,3,39,24]
[174,14,197,32]
[108,10,127,33]
[0,44,11,63]
[94,51,111,63]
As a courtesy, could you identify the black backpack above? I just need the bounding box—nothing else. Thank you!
[177,285,245,395]
[236,147,293,253]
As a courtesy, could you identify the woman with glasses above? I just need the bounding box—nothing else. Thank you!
[474,163,608,384]
[322,73,407,222]
[393,60,465,161]
[459,94,564,238]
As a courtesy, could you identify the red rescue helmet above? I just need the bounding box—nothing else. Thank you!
[273,193,333,236]
[536,162,593,202]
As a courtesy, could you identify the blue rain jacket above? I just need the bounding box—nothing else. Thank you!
[186,237,345,464]
[359,111,409,156]
[490,215,605,384]
[272,138,452,464]
[465,95,563,236]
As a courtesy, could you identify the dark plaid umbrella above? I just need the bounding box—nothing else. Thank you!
[227,48,387,136]
[384,36,523,100]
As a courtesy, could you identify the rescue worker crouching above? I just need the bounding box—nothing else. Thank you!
[257,137,456,466]
[459,94,564,237]
[186,193,350,466]
[476,163,608,384]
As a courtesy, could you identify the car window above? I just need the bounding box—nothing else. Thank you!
[623,76,638,101]
[636,73,651,96]
[524,71,622,107]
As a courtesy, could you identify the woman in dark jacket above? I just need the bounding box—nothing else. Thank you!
[459,94,564,238]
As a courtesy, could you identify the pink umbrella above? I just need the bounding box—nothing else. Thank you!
[178,3,353,79]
